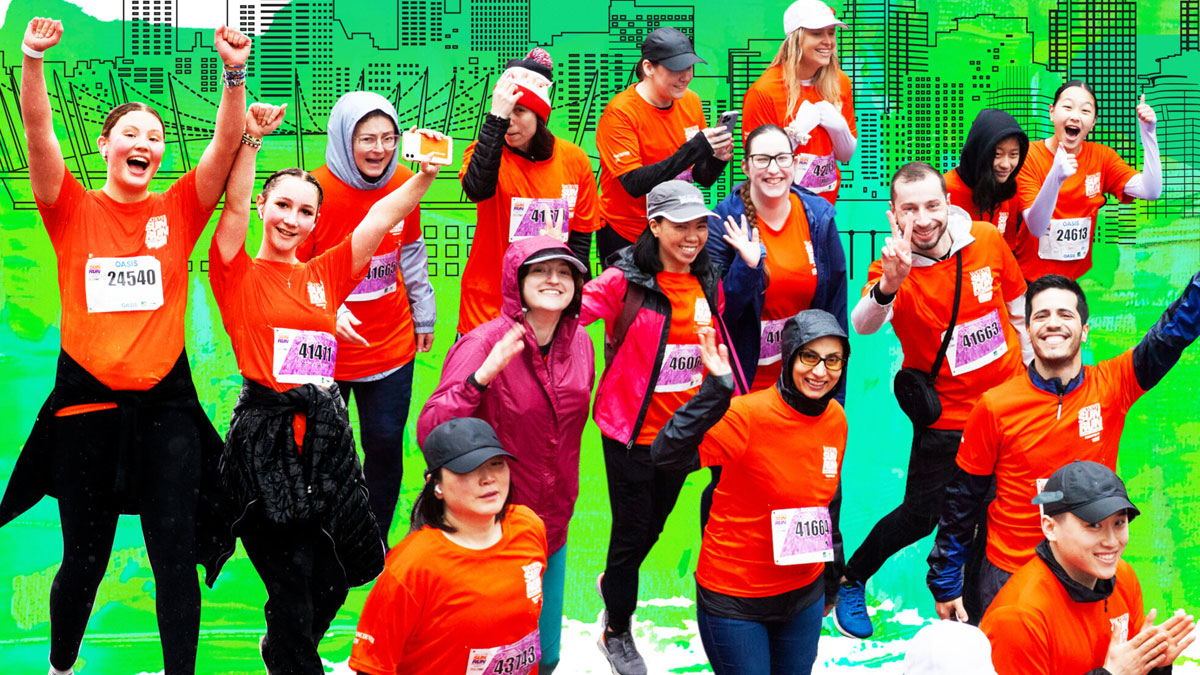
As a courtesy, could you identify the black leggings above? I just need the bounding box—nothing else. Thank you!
[599,435,689,634]
[49,407,201,673]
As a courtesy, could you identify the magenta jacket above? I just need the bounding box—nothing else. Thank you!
[417,237,594,553]
[582,248,743,447]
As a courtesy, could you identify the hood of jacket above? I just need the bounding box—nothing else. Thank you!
[777,309,850,414]
[501,236,585,321]
[956,108,1029,189]
[325,91,400,191]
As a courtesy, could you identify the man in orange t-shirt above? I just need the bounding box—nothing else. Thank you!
[595,27,733,266]
[833,162,1030,640]
[980,461,1194,674]
[928,270,1200,622]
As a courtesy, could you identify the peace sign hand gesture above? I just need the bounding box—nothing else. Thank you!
[878,209,913,295]
[722,214,762,268]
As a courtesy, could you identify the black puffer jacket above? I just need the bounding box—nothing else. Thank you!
[222,379,384,587]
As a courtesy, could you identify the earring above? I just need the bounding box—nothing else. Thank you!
[434,485,443,496]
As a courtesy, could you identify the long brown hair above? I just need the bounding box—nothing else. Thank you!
[770,28,843,121]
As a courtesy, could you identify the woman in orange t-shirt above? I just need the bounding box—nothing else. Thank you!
[945,109,1029,251]
[651,310,849,675]
[1015,80,1160,280]
[209,104,440,673]
[350,418,547,675]
[742,0,856,205]
[0,18,251,675]
[458,48,598,335]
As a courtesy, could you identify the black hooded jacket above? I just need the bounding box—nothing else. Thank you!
[954,109,1029,219]
[650,309,850,616]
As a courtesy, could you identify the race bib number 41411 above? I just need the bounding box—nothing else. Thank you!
[272,328,337,387]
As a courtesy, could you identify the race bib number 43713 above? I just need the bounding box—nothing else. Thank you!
[465,629,540,675]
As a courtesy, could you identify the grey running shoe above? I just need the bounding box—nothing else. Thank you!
[597,627,648,675]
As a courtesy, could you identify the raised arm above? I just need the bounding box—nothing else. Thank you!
[211,103,285,264]
[350,130,441,272]
[20,18,66,204]
[193,26,252,209]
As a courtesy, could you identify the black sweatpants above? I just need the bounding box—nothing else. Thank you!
[599,435,689,634]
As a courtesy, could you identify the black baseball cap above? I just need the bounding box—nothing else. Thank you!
[422,418,516,476]
[641,27,706,71]
[1031,460,1140,523]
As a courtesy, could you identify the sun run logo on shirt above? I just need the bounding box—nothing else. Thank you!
[1110,613,1130,643]
[694,298,712,327]
[387,217,406,236]
[144,215,168,250]
[1085,173,1102,198]
[996,211,1009,234]
[522,561,543,604]
[1078,403,1104,441]
[969,267,994,303]
[822,446,838,477]
[613,150,632,162]
[307,281,328,309]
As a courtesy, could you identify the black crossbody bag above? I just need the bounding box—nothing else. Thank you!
[892,250,962,428]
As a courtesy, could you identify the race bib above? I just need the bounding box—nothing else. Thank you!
[84,256,164,313]
[655,343,704,393]
[1039,217,1091,261]
[771,507,834,565]
[758,318,788,366]
[509,197,569,242]
[348,250,398,301]
[272,328,337,387]
[946,309,1008,376]
[793,152,837,193]
[465,630,540,675]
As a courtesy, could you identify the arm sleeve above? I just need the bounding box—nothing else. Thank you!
[400,238,436,333]
[824,480,846,600]
[691,152,729,188]
[460,114,509,203]
[617,132,714,198]
[649,373,735,472]
[927,467,993,602]
[415,337,491,446]
[1122,120,1161,200]
[567,229,593,271]
[1022,167,1068,239]
[1101,143,1140,204]
[851,282,894,335]
[1131,270,1200,391]
[569,156,600,233]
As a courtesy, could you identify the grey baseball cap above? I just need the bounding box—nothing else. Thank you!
[1032,460,1140,523]
[646,180,717,222]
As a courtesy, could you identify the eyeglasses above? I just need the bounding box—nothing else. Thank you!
[796,350,845,371]
[354,134,399,151]
[748,153,795,169]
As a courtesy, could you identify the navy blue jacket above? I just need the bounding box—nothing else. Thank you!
[707,183,848,401]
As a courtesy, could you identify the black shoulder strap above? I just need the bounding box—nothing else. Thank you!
[930,250,964,380]
[605,283,645,366]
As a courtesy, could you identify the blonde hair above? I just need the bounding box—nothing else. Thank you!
[770,28,843,120]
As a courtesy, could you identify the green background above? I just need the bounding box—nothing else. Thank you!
[0,0,1197,672]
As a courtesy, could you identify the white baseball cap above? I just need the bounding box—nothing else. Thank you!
[903,621,998,675]
[783,0,849,35]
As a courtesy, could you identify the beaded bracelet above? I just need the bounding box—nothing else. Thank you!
[223,65,246,89]
[240,133,262,149]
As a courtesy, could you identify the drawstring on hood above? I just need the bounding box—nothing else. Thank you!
[325,91,400,191]
[777,309,850,416]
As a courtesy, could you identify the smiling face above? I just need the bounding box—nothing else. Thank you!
[1029,287,1088,370]
[791,335,844,399]
[1044,510,1129,589]
[1049,86,1097,153]
[890,173,951,254]
[992,135,1022,184]
[642,61,694,101]
[799,26,838,72]
[505,104,539,152]
[351,113,398,179]
[256,175,321,260]
[649,215,708,273]
[437,456,511,521]
[743,128,795,202]
[521,258,575,315]
[97,109,166,198]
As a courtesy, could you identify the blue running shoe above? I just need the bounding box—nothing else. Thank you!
[833,581,874,639]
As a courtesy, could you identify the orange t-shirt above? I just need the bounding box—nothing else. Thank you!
[597,85,708,242]
[944,167,1021,251]
[863,222,1026,429]
[349,505,547,675]
[635,271,711,446]
[752,193,819,391]
[956,350,1144,572]
[982,556,1145,675]
[456,138,598,334]
[742,66,856,205]
[696,387,846,597]
[37,169,213,391]
[1014,140,1137,280]
[296,165,421,380]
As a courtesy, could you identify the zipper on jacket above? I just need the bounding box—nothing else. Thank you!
[1054,379,1067,420]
